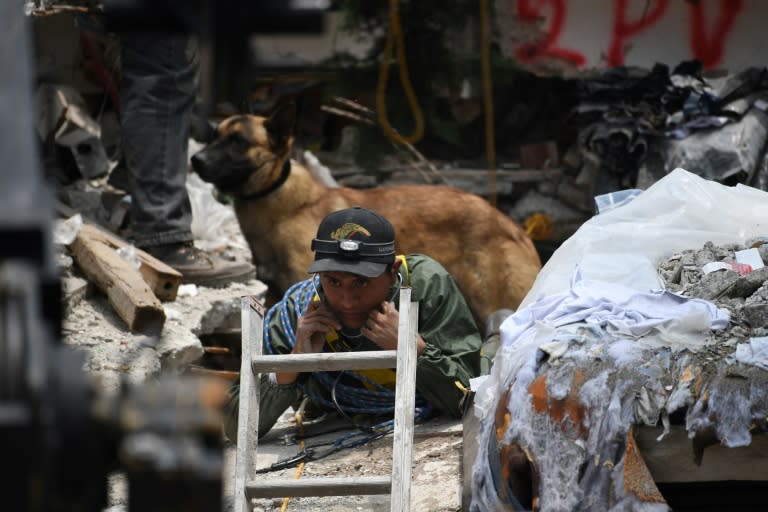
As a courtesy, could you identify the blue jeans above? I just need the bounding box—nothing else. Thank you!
[119,33,198,248]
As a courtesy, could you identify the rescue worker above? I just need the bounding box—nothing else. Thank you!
[225,206,482,440]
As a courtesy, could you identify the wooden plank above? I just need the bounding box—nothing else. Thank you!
[252,351,397,373]
[391,289,417,512]
[635,425,768,483]
[69,223,165,334]
[77,222,182,302]
[246,476,391,498]
[57,201,182,301]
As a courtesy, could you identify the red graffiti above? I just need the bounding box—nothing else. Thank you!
[512,0,745,70]
[514,0,587,67]
[607,0,670,67]
[688,0,744,69]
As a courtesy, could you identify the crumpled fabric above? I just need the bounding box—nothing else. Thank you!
[728,336,768,371]
[501,268,730,350]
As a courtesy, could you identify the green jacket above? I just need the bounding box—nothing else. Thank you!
[227,254,482,439]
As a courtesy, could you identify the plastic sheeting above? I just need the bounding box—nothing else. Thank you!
[521,168,768,309]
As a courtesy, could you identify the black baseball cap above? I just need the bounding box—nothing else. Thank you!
[308,206,396,277]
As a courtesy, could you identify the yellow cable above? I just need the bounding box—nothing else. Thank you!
[376,0,425,145]
[524,212,554,241]
[479,0,496,207]
[279,399,309,511]
[454,380,469,394]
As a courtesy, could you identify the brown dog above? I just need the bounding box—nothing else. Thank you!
[191,105,541,331]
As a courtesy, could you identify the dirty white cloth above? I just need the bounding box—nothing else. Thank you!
[501,269,730,349]
[729,337,768,371]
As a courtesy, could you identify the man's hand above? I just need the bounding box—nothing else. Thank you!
[363,301,427,355]
[293,301,340,355]
[361,301,400,350]
[276,301,339,385]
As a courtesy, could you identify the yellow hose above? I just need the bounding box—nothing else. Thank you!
[524,212,555,241]
[376,0,425,145]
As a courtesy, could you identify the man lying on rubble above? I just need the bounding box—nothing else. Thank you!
[224,206,482,440]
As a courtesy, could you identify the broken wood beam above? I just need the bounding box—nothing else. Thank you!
[57,202,182,301]
[75,224,182,302]
[68,223,165,335]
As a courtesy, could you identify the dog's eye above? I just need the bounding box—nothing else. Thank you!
[226,133,250,149]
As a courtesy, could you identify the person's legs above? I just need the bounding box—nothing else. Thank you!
[120,32,196,248]
[119,33,254,286]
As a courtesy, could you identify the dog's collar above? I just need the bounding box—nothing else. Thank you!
[239,159,291,200]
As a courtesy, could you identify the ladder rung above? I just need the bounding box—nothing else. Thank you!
[245,476,391,498]
[252,350,397,373]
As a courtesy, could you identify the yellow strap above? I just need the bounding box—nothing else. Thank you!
[396,254,409,284]
[325,331,397,390]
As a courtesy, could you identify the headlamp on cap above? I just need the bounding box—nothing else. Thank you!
[307,207,397,277]
[339,239,360,253]
[310,238,395,260]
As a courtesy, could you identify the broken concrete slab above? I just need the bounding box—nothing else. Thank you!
[36,83,110,179]
[744,302,768,328]
[154,320,205,373]
[61,274,89,312]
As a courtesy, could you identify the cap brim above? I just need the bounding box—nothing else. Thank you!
[308,258,387,278]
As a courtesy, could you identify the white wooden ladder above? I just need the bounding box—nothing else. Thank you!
[233,287,419,512]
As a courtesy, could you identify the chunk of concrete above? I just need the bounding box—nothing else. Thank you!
[744,303,768,328]
[156,321,205,372]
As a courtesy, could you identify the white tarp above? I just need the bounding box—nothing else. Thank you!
[521,167,768,308]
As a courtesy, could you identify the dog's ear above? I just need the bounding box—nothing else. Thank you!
[265,102,297,150]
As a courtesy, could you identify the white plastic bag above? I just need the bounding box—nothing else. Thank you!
[186,172,235,251]
[521,167,768,308]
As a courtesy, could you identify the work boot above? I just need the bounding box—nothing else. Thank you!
[144,242,255,287]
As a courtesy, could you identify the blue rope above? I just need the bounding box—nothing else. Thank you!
[263,279,315,355]
[262,278,433,422]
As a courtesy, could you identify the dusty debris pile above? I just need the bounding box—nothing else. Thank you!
[658,240,768,338]
[470,240,768,511]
